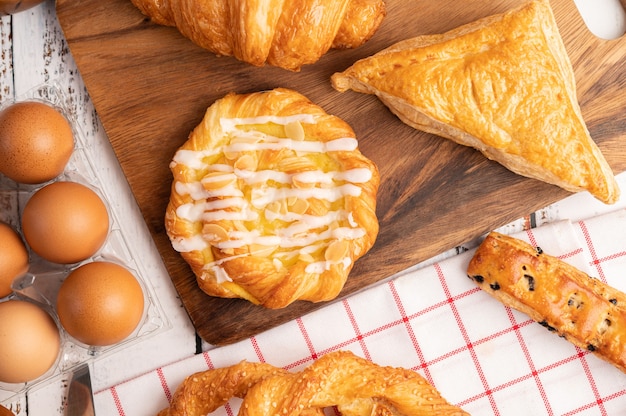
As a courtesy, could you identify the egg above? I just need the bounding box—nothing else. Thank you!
[0,101,74,184]
[0,222,29,298]
[0,0,45,15]
[56,261,145,346]
[0,299,61,383]
[21,181,109,264]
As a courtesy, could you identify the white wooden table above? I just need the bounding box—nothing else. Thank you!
[0,0,623,414]
[0,1,199,414]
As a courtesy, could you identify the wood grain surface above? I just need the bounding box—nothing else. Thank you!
[55,0,625,346]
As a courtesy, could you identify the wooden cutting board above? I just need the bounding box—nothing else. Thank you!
[55,0,626,346]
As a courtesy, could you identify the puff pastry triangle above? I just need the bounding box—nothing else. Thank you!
[331,0,619,204]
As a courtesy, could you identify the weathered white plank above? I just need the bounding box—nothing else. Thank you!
[3,1,197,415]
[0,15,15,103]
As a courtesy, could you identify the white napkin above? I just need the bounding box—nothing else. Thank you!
[95,208,626,416]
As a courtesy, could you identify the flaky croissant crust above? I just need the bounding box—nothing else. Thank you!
[157,350,469,416]
[165,88,379,308]
[130,0,386,71]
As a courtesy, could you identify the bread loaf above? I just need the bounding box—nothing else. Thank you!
[467,231,626,373]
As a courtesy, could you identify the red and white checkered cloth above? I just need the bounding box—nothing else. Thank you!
[95,208,626,416]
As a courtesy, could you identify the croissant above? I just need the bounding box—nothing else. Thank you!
[158,350,469,416]
[165,88,379,308]
[129,0,386,71]
[467,232,626,373]
[331,0,619,204]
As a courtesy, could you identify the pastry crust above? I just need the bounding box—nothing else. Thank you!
[165,88,379,308]
[331,0,619,204]
[130,0,386,71]
[156,361,323,416]
[467,231,626,373]
[158,350,469,416]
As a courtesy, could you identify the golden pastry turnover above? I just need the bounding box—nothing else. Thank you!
[165,88,379,308]
[130,0,386,71]
[331,0,619,204]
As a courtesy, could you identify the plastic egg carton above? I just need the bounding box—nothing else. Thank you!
[0,84,170,404]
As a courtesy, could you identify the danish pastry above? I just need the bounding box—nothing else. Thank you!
[467,231,626,373]
[331,0,619,204]
[158,350,469,416]
[129,0,386,71]
[165,88,379,308]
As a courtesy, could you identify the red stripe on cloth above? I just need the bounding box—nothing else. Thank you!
[296,317,319,360]
[525,228,539,247]
[576,219,626,284]
[578,220,608,282]
[563,390,626,415]
[504,307,553,415]
[342,299,372,361]
[387,279,434,382]
[434,262,502,415]
[576,345,608,416]
[202,350,216,370]
[559,247,585,261]
[593,250,626,268]
[250,336,265,362]
[157,367,172,403]
[109,386,125,416]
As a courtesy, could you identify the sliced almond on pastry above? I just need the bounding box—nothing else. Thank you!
[331,0,619,204]
[165,88,380,308]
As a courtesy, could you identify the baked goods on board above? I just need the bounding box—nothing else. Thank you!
[129,0,386,71]
[157,350,469,416]
[467,231,626,374]
[331,0,619,204]
[165,88,379,309]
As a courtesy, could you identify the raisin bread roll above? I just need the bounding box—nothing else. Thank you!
[165,88,379,308]
[467,231,626,373]
[331,0,619,204]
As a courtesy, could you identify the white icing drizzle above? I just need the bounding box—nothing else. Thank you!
[222,137,357,154]
[242,170,292,185]
[249,184,362,209]
[305,257,352,274]
[210,264,232,284]
[220,114,317,130]
[171,149,220,169]
[176,202,206,222]
[293,168,372,184]
[172,113,371,279]
[201,208,259,222]
[171,235,208,252]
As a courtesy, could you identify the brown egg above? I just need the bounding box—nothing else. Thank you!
[21,181,109,264]
[0,299,61,383]
[0,101,74,184]
[56,261,145,346]
[0,404,15,416]
[0,0,45,15]
[0,222,29,298]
